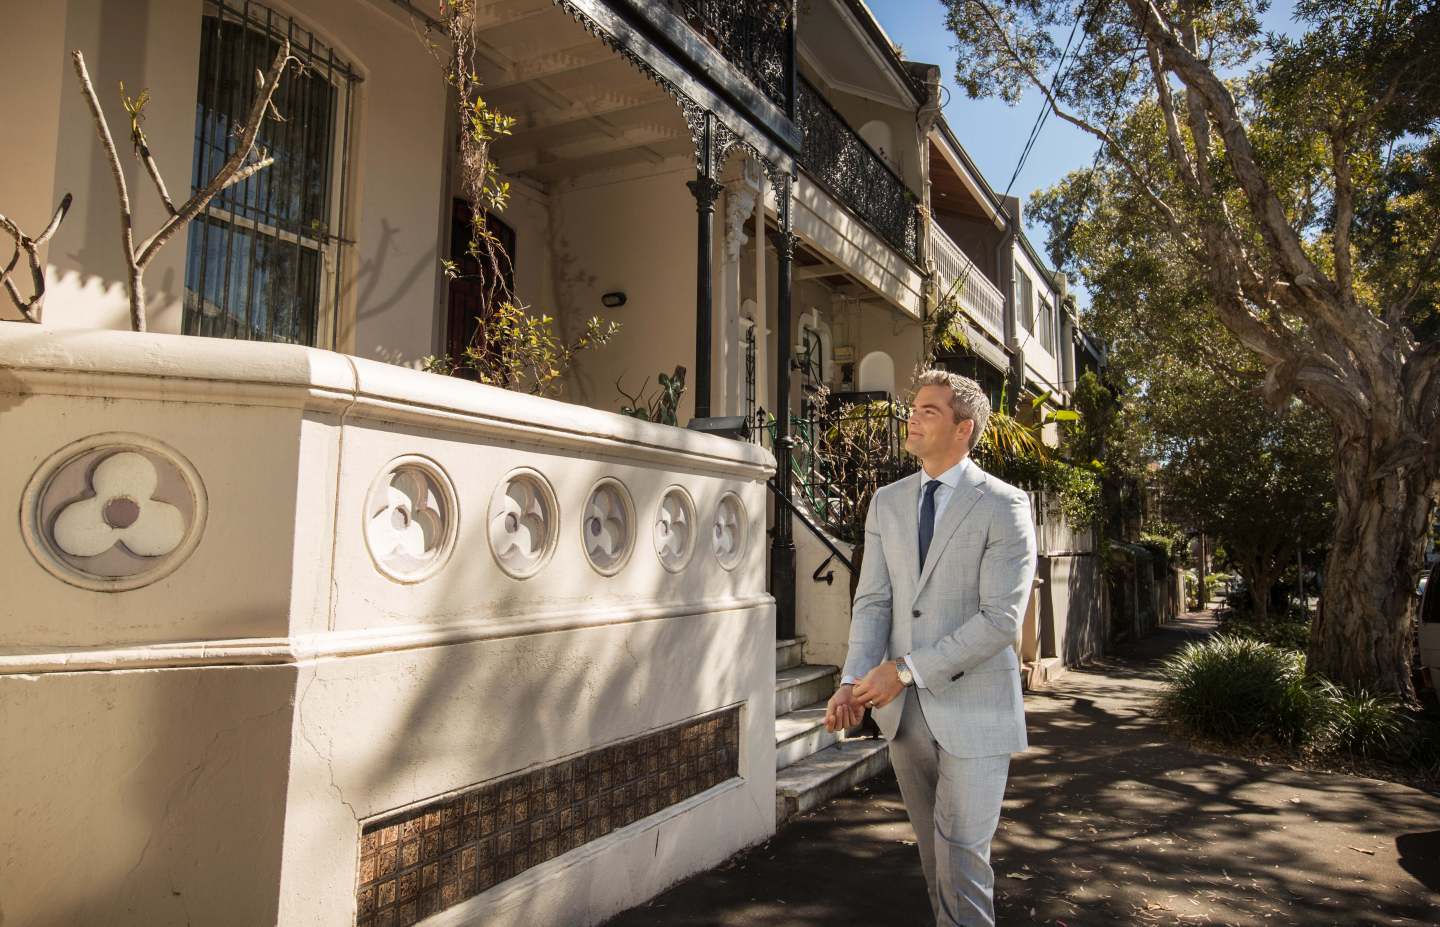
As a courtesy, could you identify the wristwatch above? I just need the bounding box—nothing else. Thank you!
[894,658,914,687]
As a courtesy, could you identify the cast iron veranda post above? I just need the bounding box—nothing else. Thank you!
[770,169,797,640]
[768,1,799,641]
[687,111,722,421]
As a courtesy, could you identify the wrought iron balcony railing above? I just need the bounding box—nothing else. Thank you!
[796,75,920,264]
[664,0,793,112]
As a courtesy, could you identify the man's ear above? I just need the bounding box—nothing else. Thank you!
[958,418,975,446]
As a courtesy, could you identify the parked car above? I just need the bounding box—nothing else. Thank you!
[1420,562,1440,697]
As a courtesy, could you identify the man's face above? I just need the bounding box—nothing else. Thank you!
[904,384,973,460]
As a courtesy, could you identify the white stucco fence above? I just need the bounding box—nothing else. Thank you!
[0,326,776,926]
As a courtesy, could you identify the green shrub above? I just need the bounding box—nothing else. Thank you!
[1158,635,1327,745]
[1216,608,1311,650]
[1160,635,1440,775]
[1312,681,1406,758]
[1204,572,1232,591]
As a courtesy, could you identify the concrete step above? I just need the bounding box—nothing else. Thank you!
[1022,656,1066,692]
[775,637,806,672]
[774,738,891,824]
[774,664,837,717]
[774,699,841,770]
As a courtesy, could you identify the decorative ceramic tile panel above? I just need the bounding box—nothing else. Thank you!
[355,709,741,926]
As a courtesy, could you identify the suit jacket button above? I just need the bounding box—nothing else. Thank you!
[912,609,921,618]
[951,671,965,681]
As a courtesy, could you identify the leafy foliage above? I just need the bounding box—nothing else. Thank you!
[945,0,1440,697]
[1216,605,1312,651]
[1313,681,1406,760]
[617,367,687,426]
[792,388,911,545]
[1160,636,1323,746]
[418,2,620,397]
[1160,633,1437,769]
[422,303,619,397]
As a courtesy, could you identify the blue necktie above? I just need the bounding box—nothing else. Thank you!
[918,479,942,569]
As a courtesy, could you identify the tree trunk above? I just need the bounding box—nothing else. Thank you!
[1248,579,1269,624]
[1310,447,1438,702]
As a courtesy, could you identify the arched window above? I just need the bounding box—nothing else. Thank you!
[857,351,896,396]
[859,120,896,169]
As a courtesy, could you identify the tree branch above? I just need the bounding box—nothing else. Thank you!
[0,194,73,322]
[72,50,141,330]
[138,141,178,216]
[137,43,294,268]
[965,0,1193,243]
[1124,0,1391,372]
[1331,128,1356,307]
[1386,221,1440,326]
[1145,43,1199,191]
[72,43,294,331]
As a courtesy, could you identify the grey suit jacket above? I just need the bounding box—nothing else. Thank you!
[841,462,1037,758]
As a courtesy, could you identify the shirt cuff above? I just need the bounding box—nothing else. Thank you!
[903,654,926,688]
[841,675,857,686]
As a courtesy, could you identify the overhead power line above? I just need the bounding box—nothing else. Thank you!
[1002,5,1090,200]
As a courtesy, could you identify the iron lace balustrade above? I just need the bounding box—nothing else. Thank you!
[796,75,920,264]
[665,1,793,112]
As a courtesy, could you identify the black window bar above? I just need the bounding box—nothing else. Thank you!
[183,0,359,348]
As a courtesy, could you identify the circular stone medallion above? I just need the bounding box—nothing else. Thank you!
[488,468,559,579]
[712,492,747,571]
[582,478,635,576]
[363,456,459,583]
[21,433,208,592]
[654,486,697,573]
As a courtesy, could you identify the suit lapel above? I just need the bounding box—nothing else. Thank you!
[913,464,988,599]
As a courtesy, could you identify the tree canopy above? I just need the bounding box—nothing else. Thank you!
[942,0,1440,697]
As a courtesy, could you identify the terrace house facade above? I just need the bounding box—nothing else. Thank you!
[0,1,1103,925]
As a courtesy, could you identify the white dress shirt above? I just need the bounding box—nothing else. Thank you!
[844,457,974,690]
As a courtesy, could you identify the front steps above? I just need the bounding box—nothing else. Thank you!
[772,637,891,825]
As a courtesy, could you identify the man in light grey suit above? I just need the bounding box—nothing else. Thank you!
[825,369,1037,927]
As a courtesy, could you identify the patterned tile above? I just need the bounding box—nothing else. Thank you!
[355,709,740,925]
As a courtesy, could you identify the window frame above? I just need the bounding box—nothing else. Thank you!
[182,0,360,348]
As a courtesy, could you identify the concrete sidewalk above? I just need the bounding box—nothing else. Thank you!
[605,612,1440,926]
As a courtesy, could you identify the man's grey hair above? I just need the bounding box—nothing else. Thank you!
[914,369,991,451]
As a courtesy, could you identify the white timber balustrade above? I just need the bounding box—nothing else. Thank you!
[0,326,776,927]
[932,225,1006,343]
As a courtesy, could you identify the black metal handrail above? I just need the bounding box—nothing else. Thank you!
[795,74,920,263]
[767,478,855,574]
[664,1,793,112]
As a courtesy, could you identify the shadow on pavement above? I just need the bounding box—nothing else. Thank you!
[604,614,1440,926]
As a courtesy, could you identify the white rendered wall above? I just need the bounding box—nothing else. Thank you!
[0,326,776,926]
[1013,248,1061,394]
[0,0,448,363]
[545,161,699,421]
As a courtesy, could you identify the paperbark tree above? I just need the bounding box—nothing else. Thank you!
[946,0,1440,699]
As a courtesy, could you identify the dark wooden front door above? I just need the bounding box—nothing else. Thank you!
[445,199,516,370]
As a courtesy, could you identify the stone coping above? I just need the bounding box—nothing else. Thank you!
[0,327,775,481]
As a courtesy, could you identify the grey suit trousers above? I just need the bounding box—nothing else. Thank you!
[888,690,1010,927]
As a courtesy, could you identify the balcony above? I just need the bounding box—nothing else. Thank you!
[795,75,920,265]
[932,224,1006,344]
[663,0,793,112]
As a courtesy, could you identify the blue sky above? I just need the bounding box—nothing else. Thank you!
[866,1,1304,263]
